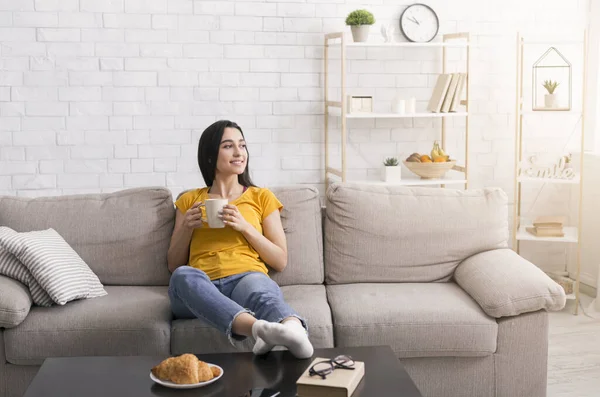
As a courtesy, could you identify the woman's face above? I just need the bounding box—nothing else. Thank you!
[216,127,247,176]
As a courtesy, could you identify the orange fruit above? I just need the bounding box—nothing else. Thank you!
[420,155,431,162]
[433,157,446,163]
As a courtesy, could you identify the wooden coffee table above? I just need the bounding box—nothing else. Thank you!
[24,345,422,397]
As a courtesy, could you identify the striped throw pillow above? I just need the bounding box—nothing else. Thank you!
[0,246,53,307]
[0,227,107,306]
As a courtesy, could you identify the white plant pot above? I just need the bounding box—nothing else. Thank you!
[384,166,402,182]
[544,94,556,108]
[350,25,370,43]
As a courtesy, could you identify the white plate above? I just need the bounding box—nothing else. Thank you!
[150,363,224,389]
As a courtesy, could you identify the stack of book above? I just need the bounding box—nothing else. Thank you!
[426,73,467,113]
[526,216,566,238]
[547,271,574,295]
[296,357,365,397]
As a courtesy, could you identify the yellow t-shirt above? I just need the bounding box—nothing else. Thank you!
[174,186,284,281]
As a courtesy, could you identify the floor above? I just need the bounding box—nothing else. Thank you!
[547,294,600,397]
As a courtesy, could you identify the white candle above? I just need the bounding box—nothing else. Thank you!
[392,96,405,114]
[407,97,416,113]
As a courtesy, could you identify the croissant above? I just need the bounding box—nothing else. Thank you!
[151,354,216,384]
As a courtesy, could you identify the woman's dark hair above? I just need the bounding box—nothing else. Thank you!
[197,120,256,188]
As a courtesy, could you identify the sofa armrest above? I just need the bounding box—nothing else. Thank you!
[0,275,32,328]
[454,248,566,318]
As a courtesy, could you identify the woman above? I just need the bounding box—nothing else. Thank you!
[167,120,313,359]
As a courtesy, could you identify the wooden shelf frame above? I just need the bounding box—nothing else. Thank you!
[512,31,588,314]
[323,32,471,190]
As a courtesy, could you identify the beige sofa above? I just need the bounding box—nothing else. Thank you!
[0,183,565,397]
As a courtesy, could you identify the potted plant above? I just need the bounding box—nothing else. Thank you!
[345,9,375,43]
[542,79,559,108]
[563,153,572,169]
[383,157,401,182]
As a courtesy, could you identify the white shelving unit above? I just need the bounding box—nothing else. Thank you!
[323,32,471,189]
[516,226,579,243]
[512,31,588,314]
[351,177,468,187]
[517,175,581,184]
[345,42,468,48]
[336,112,469,119]
[519,110,582,115]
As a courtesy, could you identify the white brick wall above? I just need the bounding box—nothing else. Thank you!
[0,0,588,247]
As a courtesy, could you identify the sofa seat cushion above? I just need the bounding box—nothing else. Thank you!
[326,283,498,358]
[171,285,334,355]
[4,286,171,365]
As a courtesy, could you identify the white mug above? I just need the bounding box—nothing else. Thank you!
[204,199,228,228]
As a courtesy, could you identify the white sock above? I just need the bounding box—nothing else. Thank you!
[253,336,274,356]
[252,319,314,359]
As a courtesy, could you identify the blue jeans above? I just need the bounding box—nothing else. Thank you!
[168,266,306,346]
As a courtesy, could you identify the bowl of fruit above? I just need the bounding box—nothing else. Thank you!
[403,141,456,179]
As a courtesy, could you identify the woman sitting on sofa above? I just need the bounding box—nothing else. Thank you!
[166,119,313,359]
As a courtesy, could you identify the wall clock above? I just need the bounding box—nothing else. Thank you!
[399,3,439,43]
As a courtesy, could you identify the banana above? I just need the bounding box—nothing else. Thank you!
[431,141,444,162]
[437,145,450,161]
[430,144,439,159]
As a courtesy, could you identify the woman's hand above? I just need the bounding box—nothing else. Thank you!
[183,202,206,231]
[219,204,251,233]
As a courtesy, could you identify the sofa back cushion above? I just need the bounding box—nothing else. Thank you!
[0,188,174,286]
[268,186,324,285]
[324,183,509,284]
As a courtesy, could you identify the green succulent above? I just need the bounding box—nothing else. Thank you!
[542,79,559,94]
[383,157,399,166]
[345,9,375,26]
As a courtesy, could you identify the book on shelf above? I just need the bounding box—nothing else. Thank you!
[526,227,565,237]
[533,216,566,228]
[296,357,365,397]
[535,224,564,230]
[426,73,453,113]
[449,73,467,112]
[546,271,574,294]
[440,73,460,113]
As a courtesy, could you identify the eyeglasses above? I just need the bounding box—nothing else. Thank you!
[308,355,355,380]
